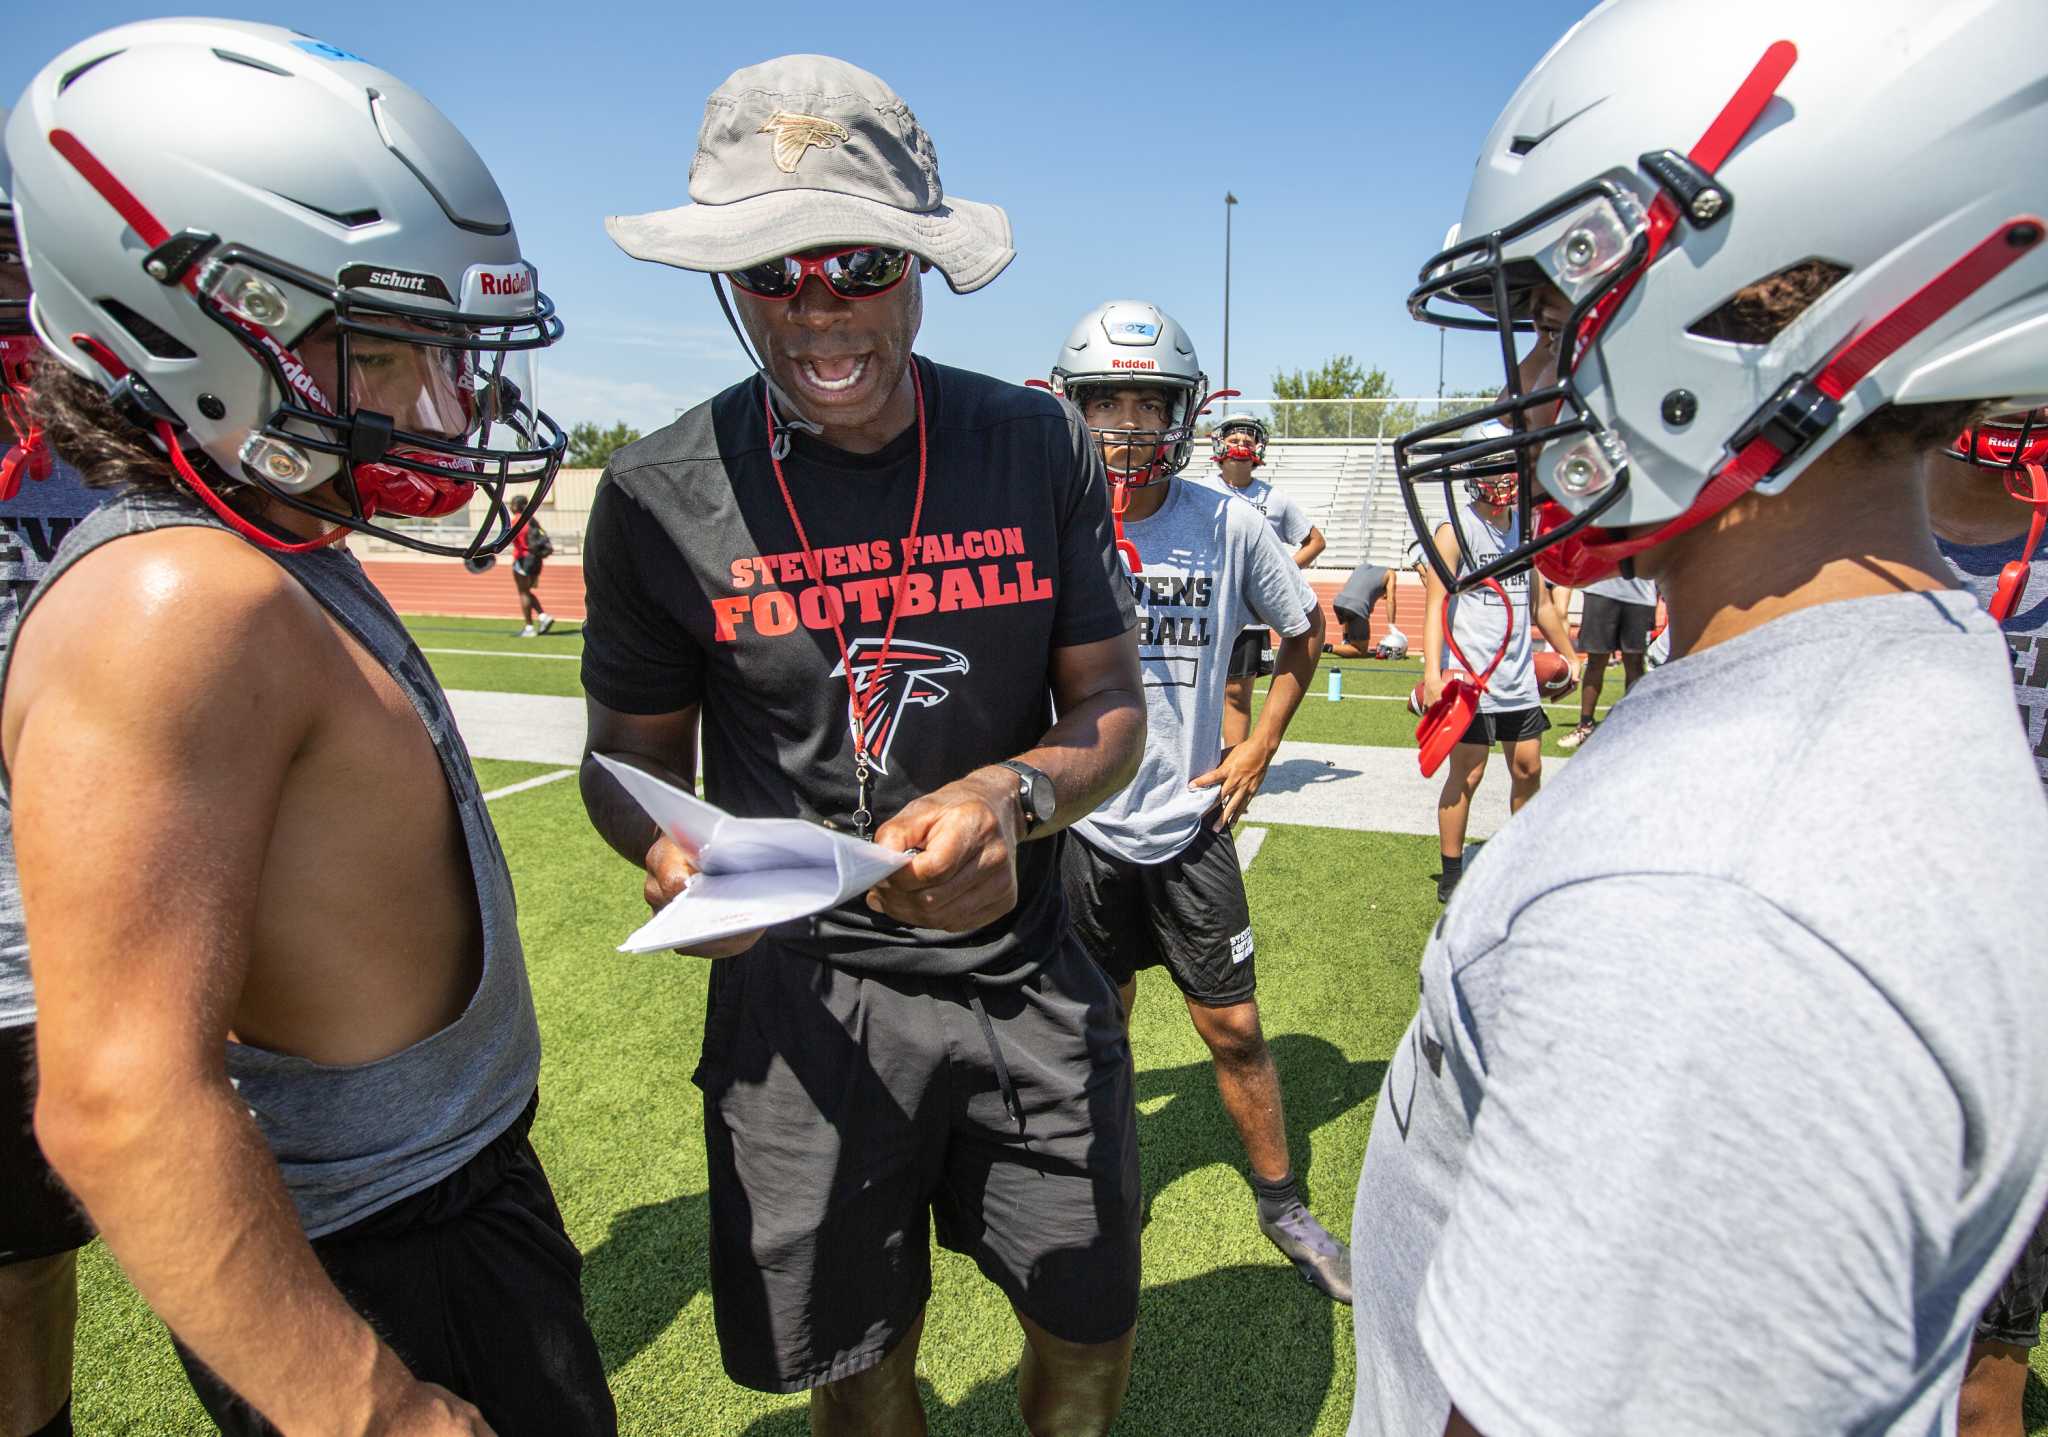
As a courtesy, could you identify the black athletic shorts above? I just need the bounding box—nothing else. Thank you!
[1453,705,1551,748]
[1226,628,1271,679]
[1578,592,1655,655]
[0,1022,94,1265]
[177,1095,616,1436]
[512,554,543,582]
[1060,823,1257,1008]
[1978,1203,2048,1348]
[694,935,1140,1393]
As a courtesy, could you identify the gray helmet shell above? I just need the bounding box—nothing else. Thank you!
[1050,300,1209,477]
[1435,0,2048,532]
[5,19,559,515]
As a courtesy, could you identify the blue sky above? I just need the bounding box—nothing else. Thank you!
[6,1,1596,434]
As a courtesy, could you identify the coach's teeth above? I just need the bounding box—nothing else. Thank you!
[802,356,867,392]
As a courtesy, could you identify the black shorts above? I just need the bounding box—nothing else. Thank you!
[1453,705,1551,748]
[512,554,544,582]
[694,936,1140,1393]
[1226,628,1271,679]
[1578,593,1655,654]
[177,1095,616,1437]
[1978,1202,2048,1348]
[0,1022,94,1265]
[1060,824,1257,1008]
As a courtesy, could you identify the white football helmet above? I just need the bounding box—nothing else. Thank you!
[1050,301,1213,486]
[5,20,566,557]
[1393,0,2048,592]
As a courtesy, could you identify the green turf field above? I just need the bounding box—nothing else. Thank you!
[60,614,2048,1433]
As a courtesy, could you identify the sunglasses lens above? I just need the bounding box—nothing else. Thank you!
[729,258,800,298]
[823,247,911,297]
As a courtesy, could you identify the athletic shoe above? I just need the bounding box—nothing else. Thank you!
[1557,720,1596,750]
[1436,868,1461,904]
[1259,1202,1353,1305]
[519,624,536,638]
[536,613,556,635]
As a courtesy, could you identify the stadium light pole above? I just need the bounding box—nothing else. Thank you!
[1222,192,1237,410]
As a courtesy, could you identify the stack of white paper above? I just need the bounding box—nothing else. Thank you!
[593,753,913,954]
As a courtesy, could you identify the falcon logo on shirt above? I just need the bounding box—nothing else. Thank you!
[832,638,971,775]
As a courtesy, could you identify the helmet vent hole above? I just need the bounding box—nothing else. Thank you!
[211,49,292,77]
[1686,257,1850,345]
[97,299,197,360]
[277,195,382,229]
[58,52,122,93]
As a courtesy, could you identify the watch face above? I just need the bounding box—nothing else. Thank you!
[1026,770,1055,822]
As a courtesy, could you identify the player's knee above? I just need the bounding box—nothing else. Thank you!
[1198,1003,1268,1066]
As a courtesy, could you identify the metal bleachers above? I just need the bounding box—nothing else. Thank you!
[1256,440,1448,576]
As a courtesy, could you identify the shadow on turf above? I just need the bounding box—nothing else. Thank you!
[1254,756,1363,797]
[1134,1032,1384,1227]
[731,1262,1339,1436]
[581,1189,712,1375]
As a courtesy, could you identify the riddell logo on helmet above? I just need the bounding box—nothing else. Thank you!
[1110,359,1158,371]
[478,270,532,297]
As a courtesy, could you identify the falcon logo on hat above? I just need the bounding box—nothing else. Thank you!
[758,111,850,174]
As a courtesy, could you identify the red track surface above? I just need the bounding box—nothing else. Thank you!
[363,560,1429,646]
[364,559,588,621]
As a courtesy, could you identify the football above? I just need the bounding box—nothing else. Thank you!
[1535,651,1576,699]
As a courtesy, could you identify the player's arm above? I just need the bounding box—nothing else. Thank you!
[1194,526,1326,827]
[1532,576,1583,682]
[6,536,489,1435]
[1293,525,1326,568]
[1422,523,1456,705]
[868,630,1144,932]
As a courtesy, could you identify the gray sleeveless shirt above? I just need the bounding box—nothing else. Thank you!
[0,456,107,1028]
[0,488,541,1238]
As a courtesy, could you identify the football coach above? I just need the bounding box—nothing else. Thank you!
[579,55,1149,1437]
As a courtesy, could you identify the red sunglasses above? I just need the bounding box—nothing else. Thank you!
[727,246,914,302]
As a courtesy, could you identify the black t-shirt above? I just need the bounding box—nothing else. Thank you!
[581,358,1135,977]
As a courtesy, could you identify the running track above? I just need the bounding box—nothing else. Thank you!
[363,559,1422,640]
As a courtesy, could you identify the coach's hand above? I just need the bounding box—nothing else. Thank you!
[867,769,1020,933]
[644,832,764,959]
[1192,738,1278,831]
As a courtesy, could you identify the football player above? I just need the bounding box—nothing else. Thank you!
[2,23,611,1435]
[1420,408,1581,903]
[1050,301,1352,1303]
[1352,2,2048,1432]
[1203,416,1325,744]
[0,104,109,1437]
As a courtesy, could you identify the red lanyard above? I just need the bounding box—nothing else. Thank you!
[764,362,929,839]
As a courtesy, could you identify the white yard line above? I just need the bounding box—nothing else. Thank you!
[420,647,581,662]
[482,768,576,802]
[1236,827,1270,871]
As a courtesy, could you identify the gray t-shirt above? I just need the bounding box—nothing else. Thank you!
[1196,474,1313,634]
[1939,532,2047,783]
[1350,589,2048,1437]
[1075,481,1312,864]
[0,457,107,1029]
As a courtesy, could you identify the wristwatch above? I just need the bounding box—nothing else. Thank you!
[997,760,1057,837]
